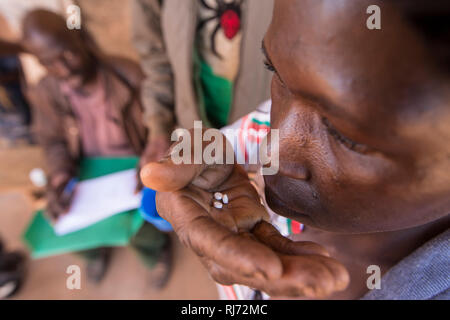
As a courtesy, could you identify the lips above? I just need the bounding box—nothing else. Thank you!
[264,182,313,225]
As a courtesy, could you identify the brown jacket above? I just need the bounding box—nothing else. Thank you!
[28,56,148,178]
[131,0,274,135]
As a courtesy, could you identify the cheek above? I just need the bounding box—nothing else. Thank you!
[310,150,413,231]
[311,138,397,206]
[324,141,397,189]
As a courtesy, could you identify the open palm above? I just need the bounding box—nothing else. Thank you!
[141,142,349,298]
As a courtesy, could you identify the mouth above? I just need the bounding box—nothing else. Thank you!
[264,184,313,224]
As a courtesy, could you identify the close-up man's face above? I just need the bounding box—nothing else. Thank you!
[263,0,450,233]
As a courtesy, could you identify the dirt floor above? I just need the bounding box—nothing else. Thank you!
[0,146,219,299]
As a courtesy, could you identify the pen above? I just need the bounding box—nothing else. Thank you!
[61,178,78,202]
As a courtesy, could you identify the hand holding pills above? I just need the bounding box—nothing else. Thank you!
[141,133,349,298]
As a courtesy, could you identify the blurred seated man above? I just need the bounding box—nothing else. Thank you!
[22,9,172,286]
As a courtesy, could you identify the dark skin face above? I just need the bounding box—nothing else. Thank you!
[263,0,450,233]
[22,11,96,90]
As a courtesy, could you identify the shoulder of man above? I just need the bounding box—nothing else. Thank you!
[362,228,450,300]
[25,74,62,109]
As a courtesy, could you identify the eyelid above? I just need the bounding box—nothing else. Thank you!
[261,41,288,87]
[263,59,288,89]
[323,118,370,154]
[263,59,275,72]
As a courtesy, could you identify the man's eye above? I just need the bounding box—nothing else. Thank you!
[263,59,275,72]
[263,59,287,88]
[323,118,370,154]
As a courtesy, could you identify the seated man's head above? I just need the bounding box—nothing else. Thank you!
[263,0,450,233]
[22,9,97,89]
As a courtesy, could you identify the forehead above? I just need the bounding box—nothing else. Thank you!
[265,0,434,138]
[24,30,63,55]
[24,25,83,55]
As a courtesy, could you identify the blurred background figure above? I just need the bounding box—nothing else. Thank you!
[0,237,26,299]
[22,9,172,286]
[0,10,33,148]
[132,0,274,165]
[0,38,32,147]
[0,11,31,300]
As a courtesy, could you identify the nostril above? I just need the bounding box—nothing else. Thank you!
[278,161,311,181]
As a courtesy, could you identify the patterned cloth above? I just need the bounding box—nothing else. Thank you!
[196,0,244,127]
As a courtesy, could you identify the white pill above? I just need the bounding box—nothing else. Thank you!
[213,201,223,209]
[214,192,223,200]
[222,194,229,204]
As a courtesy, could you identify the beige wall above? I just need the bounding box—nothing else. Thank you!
[76,0,139,62]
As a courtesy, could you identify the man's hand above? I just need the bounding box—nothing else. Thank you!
[46,172,75,221]
[140,134,349,298]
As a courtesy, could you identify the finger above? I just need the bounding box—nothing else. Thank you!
[213,165,261,202]
[252,221,330,257]
[59,191,75,213]
[201,165,269,231]
[223,197,269,231]
[157,191,283,281]
[185,183,268,232]
[47,201,63,221]
[201,254,340,299]
[273,254,349,298]
[141,158,233,192]
[140,159,201,192]
[200,257,272,293]
[200,257,239,286]
[304,254,350,292]
[45,207,58,221]
[202,245,349,299]
[140,129,234,192]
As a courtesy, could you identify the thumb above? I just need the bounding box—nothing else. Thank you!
[140,158,202,192]
[140,128,235,192]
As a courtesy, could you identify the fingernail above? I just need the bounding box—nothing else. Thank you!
[140,166,151,178]
[158,155,170,163]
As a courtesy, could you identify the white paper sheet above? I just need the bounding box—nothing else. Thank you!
[54,169,142,235]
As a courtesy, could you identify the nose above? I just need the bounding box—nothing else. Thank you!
[278,159,311,180]
[275,101,323,181]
